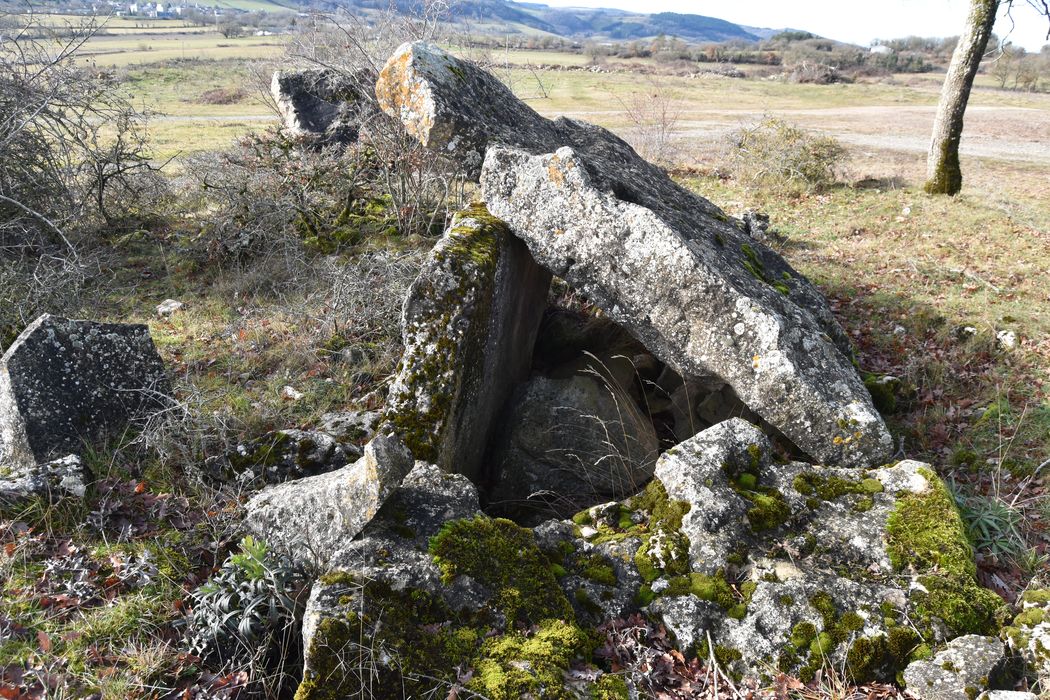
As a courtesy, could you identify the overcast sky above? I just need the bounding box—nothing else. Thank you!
[537,0,1050,52]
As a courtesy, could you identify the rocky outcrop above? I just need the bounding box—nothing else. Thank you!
[903,635,1010,700]
[487,373,659,524]
[382,204,550,482]
[532,420,1008,683]
[0,314,171,469]
[295,464,606,700]
[271,68,379,144]
[376,41,892,467]
[244,432,413,567]
[288,418,1007,694]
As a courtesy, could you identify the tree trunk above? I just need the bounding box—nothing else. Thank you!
[924,0,999,195]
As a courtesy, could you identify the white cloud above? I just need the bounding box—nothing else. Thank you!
[536,0,1050,51]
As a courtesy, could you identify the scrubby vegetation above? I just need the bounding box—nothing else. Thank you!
[1,5,1048,700]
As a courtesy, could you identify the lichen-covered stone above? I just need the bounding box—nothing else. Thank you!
[296,465,589,700]
[0,454,87,506]
[300,462,483,654]
[1001,589,1050,686]
[227,429,348,485]
[271,68,379,144]
[376,41,891,466]
[244,432,413,567]
[316,409,379,447]
[376,42,562,176]
[482,145,891,468]
[0,314,171,469]
[382,204,550,481]
[903,635,1009,700]
[487,372,659,524]
[527,420,1006,683]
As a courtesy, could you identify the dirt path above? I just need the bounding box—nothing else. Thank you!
[558,104,1050,166]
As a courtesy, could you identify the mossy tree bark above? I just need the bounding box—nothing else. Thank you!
[924,0,999,195]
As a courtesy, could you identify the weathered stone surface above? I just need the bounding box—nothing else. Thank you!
[271,68,378,144]
[0,454,87,505]
[0,314,171,469]
[301,462,482,654]
[244,432,413,567]
[228,429,349,485]
[525,420,1007,682]
[1002,589,1050,684]
[376,41,891,467]
[483,144,891,468]
[382,204,550,481]
[316,409,379,446]
[487,372,659,524]
[295,467,590,700]
[903,635,1008,700]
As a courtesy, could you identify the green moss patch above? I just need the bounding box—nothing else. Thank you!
[885,468,1008,636]
[297,567,586,700]
[429,515,573,624]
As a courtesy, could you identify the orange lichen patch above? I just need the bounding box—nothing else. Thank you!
[376,51,433,145]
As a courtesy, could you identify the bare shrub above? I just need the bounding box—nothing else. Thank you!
[0,11,165,252]
[723,116,848,194]
[0,254,92,351]
[787,61,850,84]
[187,128,404,262]
[198,86,249,104]
[619,80,685,167]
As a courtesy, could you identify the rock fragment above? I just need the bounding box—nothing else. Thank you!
[271,68,379,144]
[0,454,87,505]
[0,314,171,469]
[903,635,1009,700]
[487,373,659,523]
[244,432,413,567]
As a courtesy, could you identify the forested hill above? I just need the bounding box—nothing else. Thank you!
[311,0,770,42]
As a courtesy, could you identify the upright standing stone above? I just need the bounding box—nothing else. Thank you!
[0,315,171,468]
[382,204,551,482]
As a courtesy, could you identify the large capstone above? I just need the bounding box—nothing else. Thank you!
[382,204,550,482]
[0,314,171,469]
[376,41,892,468]
[271,68,379,144]
[244,432,414,567]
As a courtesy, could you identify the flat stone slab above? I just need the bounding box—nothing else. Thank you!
[382,204,550,481]
[376,41,891,467]
[245,432,414,567]
[0,314,171,469]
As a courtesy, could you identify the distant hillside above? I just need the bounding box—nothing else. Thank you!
[310,0,771,43]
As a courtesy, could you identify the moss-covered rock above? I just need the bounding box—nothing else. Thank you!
[886,467,1009,637]
[382,203,550,482]
[429,515,574,624]
[1001,588,1050,685]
